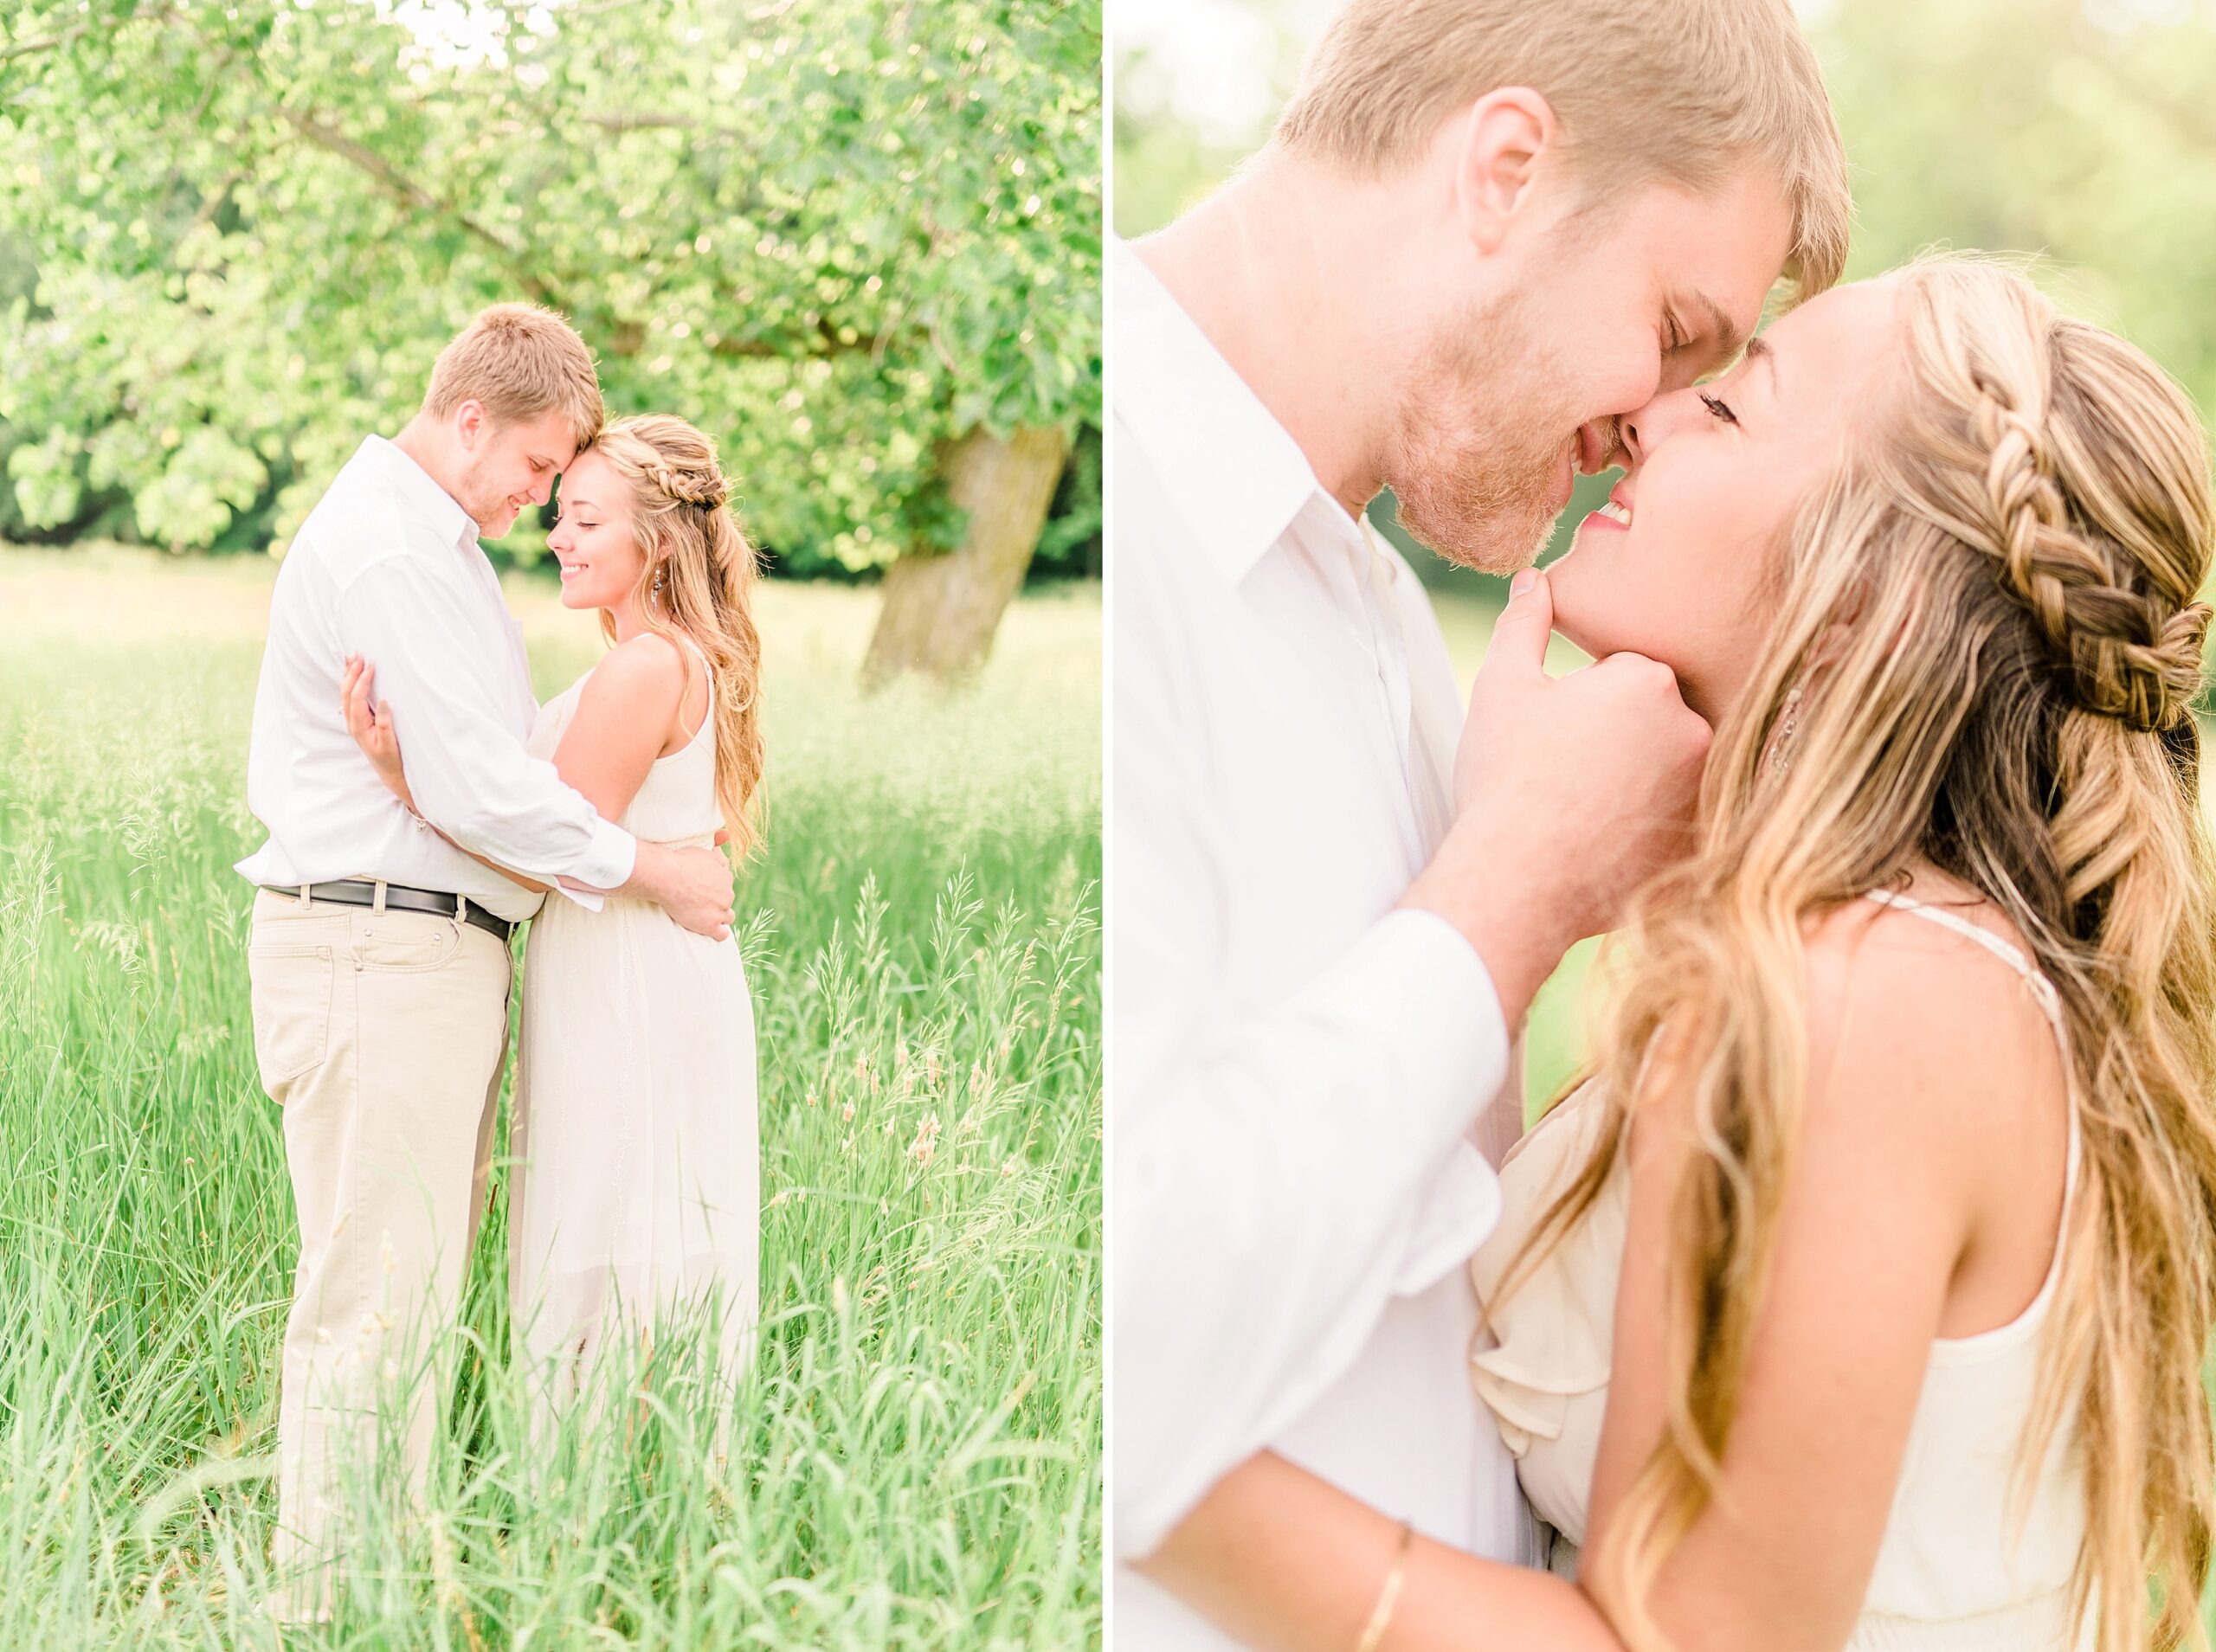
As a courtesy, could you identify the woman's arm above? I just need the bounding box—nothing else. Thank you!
[1143,1451,1621,1651]
[542,633,690,826]
[1146,906,1996,1652]
[1574,909,1979,1650]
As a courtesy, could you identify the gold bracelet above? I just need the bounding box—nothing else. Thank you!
[1355,1520,1416,1652]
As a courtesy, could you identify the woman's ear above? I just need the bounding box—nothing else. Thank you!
[1453,87,1562,258]
[1810,575,1877,669]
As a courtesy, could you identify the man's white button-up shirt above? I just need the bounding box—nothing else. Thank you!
[235,434,637,923]
[1111,237,1536,1648]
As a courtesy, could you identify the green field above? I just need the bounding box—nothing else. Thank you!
[0,547,1102,1649]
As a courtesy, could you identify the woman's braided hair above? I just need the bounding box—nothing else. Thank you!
[1971,368,2211,736]
[637,448,730,511]
[588,414,765,857]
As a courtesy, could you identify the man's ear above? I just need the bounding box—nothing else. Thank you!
[454,399,488,453]
[1453,87,1562,257]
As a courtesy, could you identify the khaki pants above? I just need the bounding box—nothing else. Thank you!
[245,886,514,1616]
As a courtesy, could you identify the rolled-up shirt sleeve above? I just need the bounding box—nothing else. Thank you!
[337,558,637,900]
[1110,685,1511,1561]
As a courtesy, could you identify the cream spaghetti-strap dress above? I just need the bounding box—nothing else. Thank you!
[507,633,759,1422]
[1469,890,2090,1650]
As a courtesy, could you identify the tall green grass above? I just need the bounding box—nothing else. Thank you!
[0,548,1102,1649]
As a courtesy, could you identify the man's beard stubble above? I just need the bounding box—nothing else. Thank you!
[1383,290,1600,576]
[455,454,520,537]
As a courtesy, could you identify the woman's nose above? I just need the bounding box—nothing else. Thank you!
[1620,382,1705,465]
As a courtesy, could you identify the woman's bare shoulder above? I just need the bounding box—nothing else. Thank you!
[1798,874,2059,1154]
[580,632,686,712]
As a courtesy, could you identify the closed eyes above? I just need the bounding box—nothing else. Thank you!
[1699,390,1739,426]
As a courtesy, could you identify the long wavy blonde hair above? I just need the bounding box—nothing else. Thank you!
[1526,259,2216,1651]
[589,414,766,858]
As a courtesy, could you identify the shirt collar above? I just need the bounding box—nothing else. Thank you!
[358,433,480,555]
[1111,236,1346,588]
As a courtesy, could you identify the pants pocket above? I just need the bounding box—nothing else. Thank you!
[248,944,336,1098]
[356,918,465,974]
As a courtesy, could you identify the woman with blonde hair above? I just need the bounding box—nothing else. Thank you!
[1141,258,2216,1652]
[345,412,766,1424]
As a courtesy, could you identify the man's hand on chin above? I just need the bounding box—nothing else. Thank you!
[1407,566,1711,1029]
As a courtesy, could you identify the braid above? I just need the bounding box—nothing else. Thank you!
[1970,376,2210,735]
[642,452,728,509]
[589,413,765,858]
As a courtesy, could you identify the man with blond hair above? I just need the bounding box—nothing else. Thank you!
[236,302,737,1615]
[1111,0,1851,1642]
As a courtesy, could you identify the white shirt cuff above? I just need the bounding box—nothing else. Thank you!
[584,816,640,891]
[1357,906,1512,1135]
[549,819,637,910]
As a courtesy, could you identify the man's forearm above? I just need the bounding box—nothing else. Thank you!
[612,839,670,903]
[1401,811,1578,1032]
[390,775,551,894]
[405,752,635,895]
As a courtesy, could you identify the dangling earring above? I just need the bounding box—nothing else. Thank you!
[1768,681,1805,778]
[651,562,666,607]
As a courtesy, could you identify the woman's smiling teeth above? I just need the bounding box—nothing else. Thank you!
[1594,498,1633,526]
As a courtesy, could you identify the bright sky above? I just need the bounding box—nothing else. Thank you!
[367,0,558,71]
[1111,0,1334,145]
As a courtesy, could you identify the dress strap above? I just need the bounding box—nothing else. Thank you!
[671,632,716,737]
[1857,888,2081,1207]
[672,631,716,694]
[1858,890,2061,1022]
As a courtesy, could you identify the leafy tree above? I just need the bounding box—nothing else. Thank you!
[1815,0,2216,420]
[0,0,1101,676]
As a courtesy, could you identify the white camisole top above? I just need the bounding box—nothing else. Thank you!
[1469,890,2089,1651]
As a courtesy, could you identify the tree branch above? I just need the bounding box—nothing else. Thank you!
[0,2,173,65]
[276,104,558,306]
[580,110,698,132]
[708,315,892,360]
[179,166,248,252]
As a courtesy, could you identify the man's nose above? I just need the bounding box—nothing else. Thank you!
[1578,419,1624,475]
[1619,411,1646,469]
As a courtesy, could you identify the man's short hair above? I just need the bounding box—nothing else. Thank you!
[422,303,605,451]
[1274,0,1852,301]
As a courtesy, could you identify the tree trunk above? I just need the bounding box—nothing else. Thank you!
[862,424,1069,685]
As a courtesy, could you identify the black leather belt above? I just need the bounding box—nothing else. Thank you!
[261,880,518,943]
